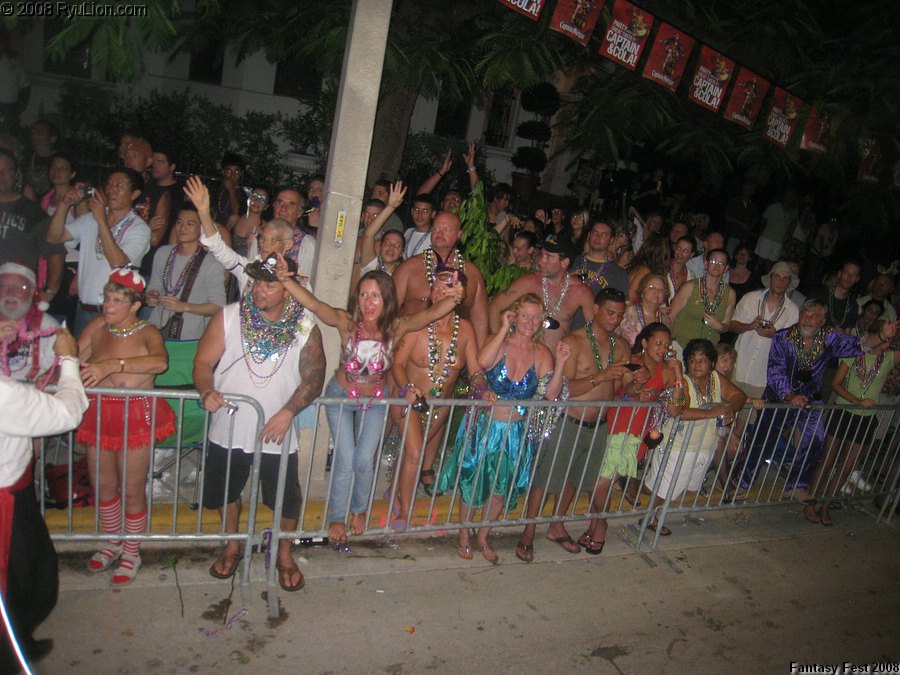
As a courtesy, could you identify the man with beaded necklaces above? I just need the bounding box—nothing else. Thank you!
[741,298,897,494]
[394,210,490,348]
[387,268,482,528]
[75,268,176,585]
[193,256,325,592]
[516,288,636,561]
[0,262,59,382]
[488,235,595,351]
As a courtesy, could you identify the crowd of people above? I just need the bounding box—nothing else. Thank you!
[1,121,900,661]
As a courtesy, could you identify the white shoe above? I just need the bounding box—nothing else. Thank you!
[112,554,142,585]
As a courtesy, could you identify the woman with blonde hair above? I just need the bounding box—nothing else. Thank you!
[437,293,569,563]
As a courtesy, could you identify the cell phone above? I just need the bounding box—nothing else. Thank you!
[625,363,642,372]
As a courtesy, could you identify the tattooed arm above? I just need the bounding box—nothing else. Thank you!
[258,325,326,444]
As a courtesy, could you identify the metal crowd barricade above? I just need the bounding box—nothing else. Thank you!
[36,385,900,617]
[37,386,268,606]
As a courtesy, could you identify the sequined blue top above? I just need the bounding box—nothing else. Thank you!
[486,352,539,415]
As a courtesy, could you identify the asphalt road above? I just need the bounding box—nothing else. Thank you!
[34,503,899,674]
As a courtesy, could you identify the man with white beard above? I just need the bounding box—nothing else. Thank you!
[0,262,58,382]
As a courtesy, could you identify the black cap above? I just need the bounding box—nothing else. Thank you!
[540,234,576,263]
[245,254,297,282]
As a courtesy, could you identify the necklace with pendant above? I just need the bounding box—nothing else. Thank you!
[542,274,571,320]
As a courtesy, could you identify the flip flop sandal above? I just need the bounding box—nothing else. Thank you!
[479,543,499,564]
[582,536,605,555]
[515,542,534,563]
[456,544,473,560]
[545,534,581,554]
[209,552,240,579]
[647,522,671,536]
[276,562,305,592]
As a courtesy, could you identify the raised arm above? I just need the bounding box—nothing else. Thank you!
[463,142,479,190]
[394,277,464,339]
[488,275,528,333]
[46,188,80,244]
[477,313,512,370]
[668,279,693,324]
[276,257,352,335]
[416,150,452,196]
[361,181,407,267]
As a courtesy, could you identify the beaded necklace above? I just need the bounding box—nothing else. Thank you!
[786,325,829,371]
[579,256,610,288]
[345,322,385,411]
[852,352,884,393]
[827,289,850,326]
[541,273,571,320]
[95,212,138,260]
[407,230,430,258]
[698,275,727,314]
[427,313,459,397]
[669,264,687,295]
[1,309,59,380]
[239,291,303,384]
[424,249,466,286]
[162,246,202,296]
[585,320,617,371]
[636,302,661,329]
[688,373,713,406]
[758,290,786,325]
[107,320,150,338]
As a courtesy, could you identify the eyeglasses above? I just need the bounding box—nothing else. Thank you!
[412,207,433,214]
[0,282,32,297]
[707,260,727,267]
[257,235,291,246]
[644,285,665,292]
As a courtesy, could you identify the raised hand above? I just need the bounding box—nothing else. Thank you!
[388,181,408,209]
[183,176,210,214]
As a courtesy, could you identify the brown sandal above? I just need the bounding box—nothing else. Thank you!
[515,541,533,563]
[275,561,305,592]
[209,551,240,579]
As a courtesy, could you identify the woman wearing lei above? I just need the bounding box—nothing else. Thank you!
[617,274,672,349]
[276,261,463,548]
[669,248,735,350]
[436,293,569,563]
[804,321,900,526]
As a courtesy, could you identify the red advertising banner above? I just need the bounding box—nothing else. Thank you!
[598,0,654,71]
[641,23,695,92]
[800,106,832,155]
[764,87,805,148]
[721,67,771,130]
[550,0,606,46]
[495,0,546,20]
[687,45,735,112]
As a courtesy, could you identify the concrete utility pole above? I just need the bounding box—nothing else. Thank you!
[306,0,394,494]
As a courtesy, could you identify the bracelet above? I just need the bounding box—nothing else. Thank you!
[671,396,686,406]
[58,355,79,365]
[200,390,214,404]
[673,380,685,389]
[878,332,888,343]
[466,167,476,173]
[437,171,445,177]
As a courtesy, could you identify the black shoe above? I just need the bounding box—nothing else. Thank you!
[25,638,54,664]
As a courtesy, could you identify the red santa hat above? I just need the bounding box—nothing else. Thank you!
[108,267,146,294]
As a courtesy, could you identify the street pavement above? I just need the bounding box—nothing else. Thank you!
[33,502,899,674]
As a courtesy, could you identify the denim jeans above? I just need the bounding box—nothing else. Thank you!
[324,378,388,523]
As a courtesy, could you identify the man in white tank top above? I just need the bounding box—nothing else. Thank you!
[194,256,325,592]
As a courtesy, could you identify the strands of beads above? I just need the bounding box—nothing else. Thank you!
[853,353,884,392]
[757,290,786,326]
[669,265,687,295]
[541,273,571,320]
[827,290,850,326]
[424,249,466,286]
[345,322,384,411]
[107,320,151,338]
[585,320,616,371]
[698,275,727,315]
[239,292,303,385]
[162,246,201,296]
[787,325,829,371]
[1,323,59,379]
[636,302,662,329]
[427,314,459,397]
[95,212,138,260]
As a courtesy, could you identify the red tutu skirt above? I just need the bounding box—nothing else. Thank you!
[76,394,177,451]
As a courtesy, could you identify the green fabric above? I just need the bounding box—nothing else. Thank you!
[156,340,205,445]
[836,351,894,417]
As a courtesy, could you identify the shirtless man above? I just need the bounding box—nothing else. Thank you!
[516,288,633,561]
[75,268,174,585]
[388,272,482,525]
[394,211,489,347]
[489,235,595,350]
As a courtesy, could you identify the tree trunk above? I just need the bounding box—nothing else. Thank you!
[366,84,419,188]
